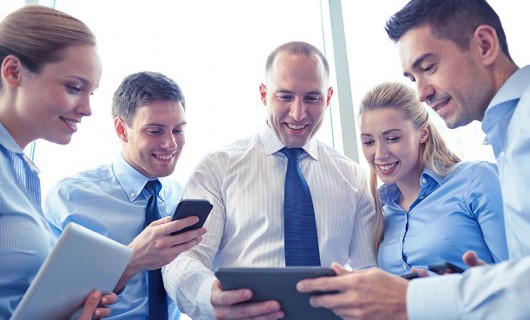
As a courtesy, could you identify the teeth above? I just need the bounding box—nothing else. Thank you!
[156,154,173,160]
[378,163,397,171]
[288,124,305,130]
[63,118,78,129]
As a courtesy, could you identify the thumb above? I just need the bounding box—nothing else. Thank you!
[331,262,350,276]
[462,250,486,267]
[149,216,172,227]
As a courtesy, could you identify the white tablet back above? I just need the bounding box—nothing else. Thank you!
[12,222,132,320]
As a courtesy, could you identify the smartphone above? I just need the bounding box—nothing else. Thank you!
[170,199,213,235]
[400,272,419,280]
[428,262,465,275]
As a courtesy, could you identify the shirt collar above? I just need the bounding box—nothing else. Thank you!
[483,66,530,134]
[378,166,443,206]
[259,124,319,160]
[113,154,168,202]
[0,123,40,173]
[0,122,24,155]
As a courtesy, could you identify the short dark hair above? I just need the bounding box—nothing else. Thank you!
[265,41,330,78]
[385,0,511,60]
[112,71,185,123]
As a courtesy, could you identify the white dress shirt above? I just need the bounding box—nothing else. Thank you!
[163,125,376,319]
[407,66,530,319]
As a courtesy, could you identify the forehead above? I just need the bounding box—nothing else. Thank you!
[397,25,447,71]
[132,100,185,125]
[43,45,102,89]
[360,108,412,131]
[268,52,326,89]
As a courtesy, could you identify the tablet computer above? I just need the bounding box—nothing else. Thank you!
[11,222,133,320]
[215,267,340,320]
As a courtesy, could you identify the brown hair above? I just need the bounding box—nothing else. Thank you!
[359,82,461,251]
[0,5,96,87]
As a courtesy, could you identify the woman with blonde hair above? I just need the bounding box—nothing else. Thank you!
[0,5,115,318]
[359,82,507,275]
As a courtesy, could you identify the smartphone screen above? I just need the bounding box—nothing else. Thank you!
[428,262,465,275]
[170,199,213,235]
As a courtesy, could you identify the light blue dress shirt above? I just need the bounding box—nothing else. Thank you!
[0,123,55,319]
[378,162,507,275]
[43,155,183,320]
[407,66,530,319]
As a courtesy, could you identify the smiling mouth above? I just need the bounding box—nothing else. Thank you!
[432,98,450,112]
[154,154,174,160]
[376,162,398,172]
[286,123,307,130]
[60,116,80,131]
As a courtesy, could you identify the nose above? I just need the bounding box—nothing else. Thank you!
[76,94,93,117]
[161,132,181,151]
[416,78,434,105]
[289,98,306,121]
[375,141,389,161]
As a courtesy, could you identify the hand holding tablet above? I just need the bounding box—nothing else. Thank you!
[215,267,340,320]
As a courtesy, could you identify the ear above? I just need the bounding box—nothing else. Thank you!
[259,83,267,106]
[472,25,500,66]
[1,55,23,88]
[114,117,129,143]
[419,125,429,144]
[325,87,334,109]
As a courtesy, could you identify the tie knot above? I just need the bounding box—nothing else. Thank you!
[144,179,162,196]
[281,147,304,160]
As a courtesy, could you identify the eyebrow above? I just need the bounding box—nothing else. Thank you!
[361,129,402,136]
[403,53,435,77]
[144,121,187,127]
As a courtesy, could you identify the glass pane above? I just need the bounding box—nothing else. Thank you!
[36,0,328,195]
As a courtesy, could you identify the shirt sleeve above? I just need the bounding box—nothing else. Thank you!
[407,257,530,319]
[162,154,224,319]
[348,167,377,269]
[465,162,508,262]
[42,180,75,237]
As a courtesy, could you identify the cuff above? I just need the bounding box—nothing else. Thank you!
[407,274,462,320]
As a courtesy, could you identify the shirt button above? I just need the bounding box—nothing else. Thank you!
[498,151,505,158]
[420,196,425,200]
[421,178,427,184]
[130,192,136,198]
[402,263,407,269]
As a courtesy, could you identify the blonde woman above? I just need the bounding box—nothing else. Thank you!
[359,82,507,275]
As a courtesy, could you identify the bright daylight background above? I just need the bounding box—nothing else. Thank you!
[1,1,529,319]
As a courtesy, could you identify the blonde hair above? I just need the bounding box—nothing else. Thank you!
[359,82,461,251]
[0,5,95,87]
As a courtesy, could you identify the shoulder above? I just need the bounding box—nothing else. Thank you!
[52,165,114,193]
[317,141,366,172]
[198,133,260,164]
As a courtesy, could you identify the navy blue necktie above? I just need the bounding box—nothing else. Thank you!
[144,180,168,320]
[280,148,321,266]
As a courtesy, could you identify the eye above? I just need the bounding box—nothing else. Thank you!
[422,63,436,73]
[147,129,163,136]
[304,95,322,103]
[277,94,294,102]
[361,139,374,146]
[173,129,184,135]
[66,84,82,94]
[386,136,400,143]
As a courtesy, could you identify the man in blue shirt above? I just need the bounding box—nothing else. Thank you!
[297,1,530,319]
[44,71,206,319]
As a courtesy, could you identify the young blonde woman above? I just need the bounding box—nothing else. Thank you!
[359,82,507,275]
[0,6,115,318]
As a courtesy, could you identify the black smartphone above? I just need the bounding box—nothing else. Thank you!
[428,262,465,275]
[401,272,419,280]
[170,199,213,235]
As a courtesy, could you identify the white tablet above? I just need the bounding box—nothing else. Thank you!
[11,222,133,320]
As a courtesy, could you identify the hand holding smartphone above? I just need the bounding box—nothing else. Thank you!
[428,262,465,275]
[171,199,213,236]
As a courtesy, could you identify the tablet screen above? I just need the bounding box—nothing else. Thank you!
[215,267,340,320]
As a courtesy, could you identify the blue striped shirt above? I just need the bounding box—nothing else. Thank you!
[43,155,183,319]
[0,123,55,319]
[407,66,530,319]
